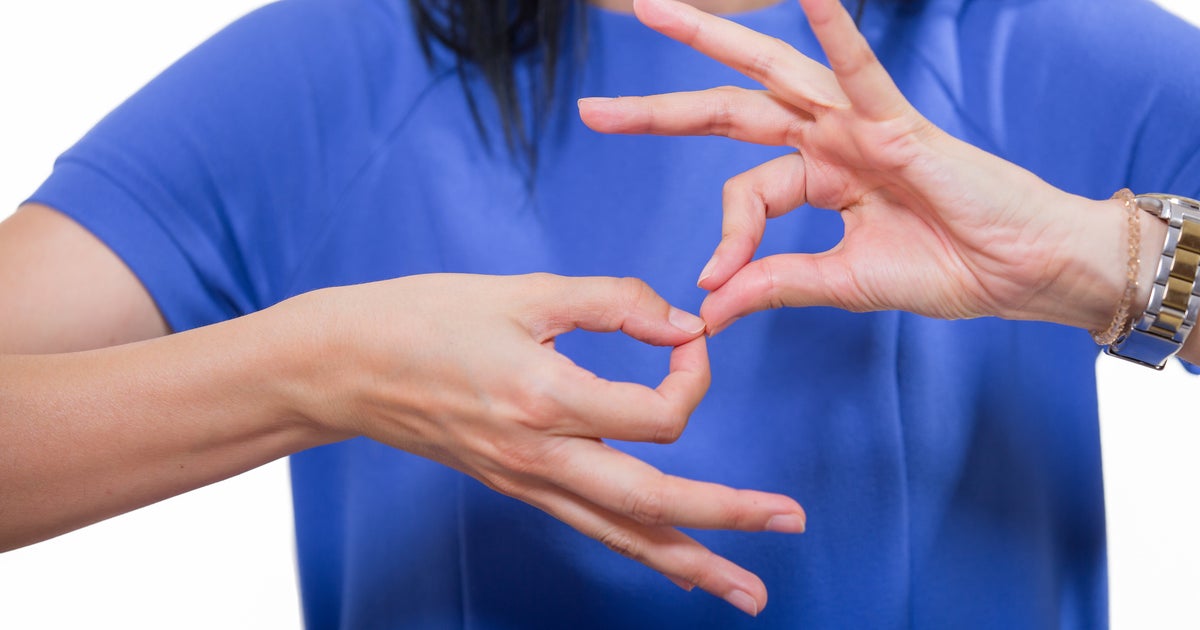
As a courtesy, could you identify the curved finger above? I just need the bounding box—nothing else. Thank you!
[798,0,909,120]
[526,479,769,616]
[699,252,865,334]
[699,152,809,292]
[548,336,709,443]
[579,87,808,147]
[632,0,848,111]
[527,274,706,345]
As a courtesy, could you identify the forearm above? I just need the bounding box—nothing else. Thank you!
[0,307,336,552]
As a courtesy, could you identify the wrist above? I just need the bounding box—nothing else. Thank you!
[252,290,358,445]
[1017,191,1165,332]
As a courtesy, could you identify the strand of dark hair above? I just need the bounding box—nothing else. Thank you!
[410,0,869,166]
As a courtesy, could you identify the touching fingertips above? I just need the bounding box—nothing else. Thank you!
[705,316,739,337]
[668,307,707,335]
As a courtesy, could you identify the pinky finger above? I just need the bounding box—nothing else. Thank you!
[529,483,768,617]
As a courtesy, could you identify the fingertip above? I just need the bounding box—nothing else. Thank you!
[724,578,768,617]
[577,98,612,130]
[633,0,674,30]
[797,0,841,25]
[765,512,807,534]
[697,238,753,292]
[667,307,706,336]
[698,292,739,337]
[726,589,759,617]
[696,253,718,288]
[705,317,738,337]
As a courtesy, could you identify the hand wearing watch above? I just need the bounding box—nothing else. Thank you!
[1106,193,1200,370]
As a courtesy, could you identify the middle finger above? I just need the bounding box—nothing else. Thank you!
[551,437,808,533]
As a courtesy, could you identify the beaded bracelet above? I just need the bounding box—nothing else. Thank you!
[1091,188,1140,346]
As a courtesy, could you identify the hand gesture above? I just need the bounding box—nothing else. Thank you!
[580,0,1126,334]
[288,273,805,615]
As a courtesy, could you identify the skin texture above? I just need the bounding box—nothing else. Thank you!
[590,0,780,12]
[0,204,803,616]
[0,0,1193,621]
[579,0,1193,367]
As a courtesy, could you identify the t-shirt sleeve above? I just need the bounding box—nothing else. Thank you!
[27,0,426,332]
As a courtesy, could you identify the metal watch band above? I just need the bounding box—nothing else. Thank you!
[1106,193,1200,369]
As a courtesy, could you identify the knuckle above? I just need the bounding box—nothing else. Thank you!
[651,408,688,444]
[478,467,527,499]
[721,173,746,200]
[618,276,653,302]
[720,491,757,530]
[623,484,669,526]
[748,51,776,82]
[512,368,565,430]
[707,86,740,137]
[747,39,790,82]
[492,439,546,479]
[598,526,643,560]
[615,276,657,317]
[833,34,875,76]
[816,256,871,312]
[760,258,786,311]
[678,559,720,592]
[722,173,770,223]
[523,271,559,291]
[849,36,875,69]
[489,435,572,488]
[783,118,808,148]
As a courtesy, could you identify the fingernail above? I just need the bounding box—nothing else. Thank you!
[668,307,706,335]
[766,513,806,534]
[726,589,759,617]
[697,254,718,287]
[577,97,613,105]
[668,576,695,592]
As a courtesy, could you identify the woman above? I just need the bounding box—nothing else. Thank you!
[1,0,1197,627]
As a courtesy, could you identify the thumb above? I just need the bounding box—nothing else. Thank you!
[699,253,857,334]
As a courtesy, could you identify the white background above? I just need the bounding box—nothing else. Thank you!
[0,1,1197,628]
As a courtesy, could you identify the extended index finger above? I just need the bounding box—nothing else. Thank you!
[632,0,848,111]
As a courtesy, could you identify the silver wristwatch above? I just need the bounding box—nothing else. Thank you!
[1106,193,1200,369]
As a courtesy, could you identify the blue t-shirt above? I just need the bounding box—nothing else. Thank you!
[29,0,1200,627]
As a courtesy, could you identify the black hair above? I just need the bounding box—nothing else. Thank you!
[410,0,871,162]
